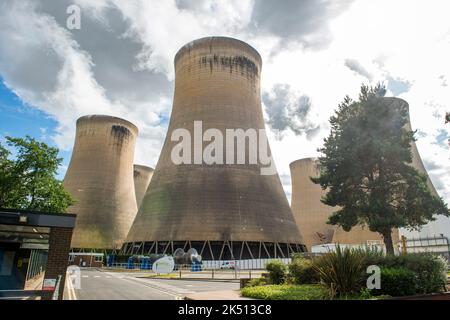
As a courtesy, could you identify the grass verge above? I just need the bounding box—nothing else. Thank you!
[241,284,330,300]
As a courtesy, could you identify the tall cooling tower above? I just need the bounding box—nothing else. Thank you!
[290,158,336,251]
[290,158,399,250]
[64,115,138,250]
[290,97,438,249]
[124,37,305,259]
[331,226,399,246]
[133,165,154,209]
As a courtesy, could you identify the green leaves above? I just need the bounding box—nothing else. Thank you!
[312,246,367,298]
[313,84,450,254]
[0,136,74,213]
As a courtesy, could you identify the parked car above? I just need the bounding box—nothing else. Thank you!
[220,261,236,269]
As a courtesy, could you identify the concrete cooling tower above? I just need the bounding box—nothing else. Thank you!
[64,115,138,250]
[124,37,305,259]
[133,165,154,209]
[290,158,399,251]
[331,226,399,246]
[289,158,336,251]
[290,97,439,250]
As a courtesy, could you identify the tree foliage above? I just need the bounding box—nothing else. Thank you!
[312,84,450,254]
[0,136,74,213]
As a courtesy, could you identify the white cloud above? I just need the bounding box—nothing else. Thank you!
[0,0,449,236]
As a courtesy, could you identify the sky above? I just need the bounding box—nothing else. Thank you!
[0,0,449,236]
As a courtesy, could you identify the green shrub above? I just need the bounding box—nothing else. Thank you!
[375,267,417,297]
[312,246,366,297]
[247,277,267,287]
[241,284,329,300]
[265,260,287,285]
[379,253,447,294]
[355,246,385,267]
[288,258,319,284]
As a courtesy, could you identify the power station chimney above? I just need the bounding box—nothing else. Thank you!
[133,165,154,209]
[124,37,305,259]
[64,115,138,250]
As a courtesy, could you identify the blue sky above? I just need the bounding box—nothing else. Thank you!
[0,79,70,179]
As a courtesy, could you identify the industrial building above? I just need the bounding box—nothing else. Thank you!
[63,115,139,250]
[133,165,154,210]
[290,97,442,252]
[290,158,399,251]
[289,158,336,251]
[124,37,306,260]
[0,208,76,300]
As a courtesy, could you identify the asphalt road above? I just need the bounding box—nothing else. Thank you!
[65,269,240,300]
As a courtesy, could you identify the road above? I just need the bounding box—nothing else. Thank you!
[65,269,240,300]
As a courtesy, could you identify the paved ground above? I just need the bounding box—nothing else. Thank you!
[103,268,264,280]
[65,268,241,300]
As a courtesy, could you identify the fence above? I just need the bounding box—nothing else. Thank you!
[107,258,291,271]
[202,258,291,270]
[26,249,48,281]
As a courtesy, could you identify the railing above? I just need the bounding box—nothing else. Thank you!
[103,258,297,280]
[107,258,292,271]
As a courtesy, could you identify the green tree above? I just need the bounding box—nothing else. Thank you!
[0,136,74,213]
[312,84,450,254]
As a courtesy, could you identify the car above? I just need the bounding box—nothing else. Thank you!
[220,261,236,270]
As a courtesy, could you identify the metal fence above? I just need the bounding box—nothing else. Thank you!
[26,249,47,281]
[107,258,291,271]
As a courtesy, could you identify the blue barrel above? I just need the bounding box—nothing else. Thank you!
[191,262,202,272]
[141,258,151,270]
[106,255,114,267]
[127,257,134,269]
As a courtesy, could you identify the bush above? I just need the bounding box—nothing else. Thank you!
[265,260,287,285]
[355,246,385,267]
[376,267,417,297]
[312,246,366,297]
[379,253,447,294]
[241,284,329,300]
[288,258,319,284]
[247,277,267,287]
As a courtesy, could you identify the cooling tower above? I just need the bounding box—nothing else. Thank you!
[290,97,438,250]
[331,226,399,247]
[64,115,138,250]
[124,37,305,259]
[289,158,336,251]
[133,165,154,209]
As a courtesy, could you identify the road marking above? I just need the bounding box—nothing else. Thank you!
[94,276,101,278]
[121,277,185,299]
[65,273,77,300]
[82,275,89,278]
